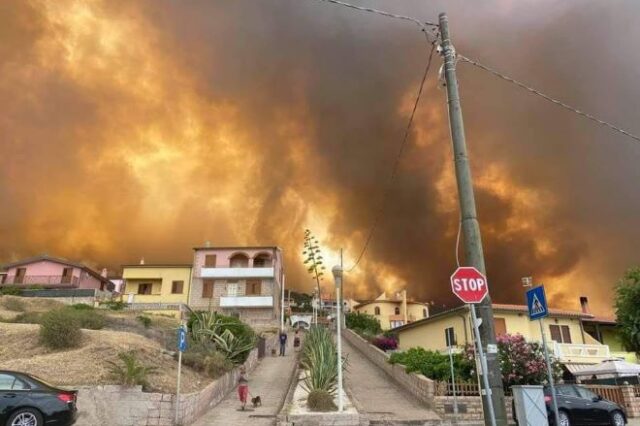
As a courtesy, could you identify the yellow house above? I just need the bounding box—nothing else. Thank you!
[122,264,192,305]
[395,303,622,372]
[354,291,429,330]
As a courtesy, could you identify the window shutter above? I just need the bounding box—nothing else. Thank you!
[202,279,214,298]
[204,255,217,267]
[549,324,562,342]
[561,325,572,343]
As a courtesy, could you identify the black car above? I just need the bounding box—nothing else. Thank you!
[514,384,626,426]
[0,371,77,426]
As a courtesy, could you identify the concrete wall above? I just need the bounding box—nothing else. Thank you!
[398,308,590,352]
[343,328,435,406]
[122,266,192,304]
[76,334,278,426]
[434,396,513,423]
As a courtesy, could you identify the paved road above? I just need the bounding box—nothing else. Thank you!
[192,343,296,426]
[341,335,441,424]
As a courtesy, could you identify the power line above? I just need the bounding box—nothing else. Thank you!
[458,54,640,144]
[311,0,438,30]
[347,37,436,272]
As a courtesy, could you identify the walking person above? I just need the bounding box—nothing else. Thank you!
[279,330,288,356]
[237,366,249,410]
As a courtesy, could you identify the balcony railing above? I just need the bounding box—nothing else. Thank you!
[199,267,275,279]
[553,342,610,360]
[1,275,79,287]
[220,296,273,308]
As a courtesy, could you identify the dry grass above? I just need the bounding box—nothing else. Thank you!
[0,322,210,393]
[0,295,63,312]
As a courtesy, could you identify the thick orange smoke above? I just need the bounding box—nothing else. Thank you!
[2,0,640,316]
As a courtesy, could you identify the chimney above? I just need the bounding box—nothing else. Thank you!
[579,296,590,314]
[140,258,145,265]
[402,289,408,324]
[100,268,108,278]
[205,240,211,248]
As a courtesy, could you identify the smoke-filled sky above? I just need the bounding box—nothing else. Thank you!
[1,0,639,316]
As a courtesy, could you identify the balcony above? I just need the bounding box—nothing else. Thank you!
[200,267,275,279]
[1,275,79,287]
[553,342,611,363]
[220,296,273,308]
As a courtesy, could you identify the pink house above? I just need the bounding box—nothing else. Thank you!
[0,255,113,291]
[189,246,283,324]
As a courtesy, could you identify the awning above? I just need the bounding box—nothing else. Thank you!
[572,359,640,377]
[564,363,598,375]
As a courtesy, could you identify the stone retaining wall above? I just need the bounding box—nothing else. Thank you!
[434,396,513,423]
[342,328,435,406]
[76,334,277,426]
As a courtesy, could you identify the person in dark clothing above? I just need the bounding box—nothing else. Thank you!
[279,331,288,356]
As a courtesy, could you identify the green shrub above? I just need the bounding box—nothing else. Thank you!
[307,389,337,412]
[11,312,42,324]
[70,308,105,330]
[345,312,381,336]
[39,309,82,349]
[71,303,94,310]
[0,286,22,296]
[182,340,233,378]
[100,300,127,311]
[389,347,473,382]
[136,315,152,328]
[107,351,157,389]
[0,297,26,312]
[188,310,256,364]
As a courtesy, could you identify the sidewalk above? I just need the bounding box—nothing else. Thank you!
[341,334,441,423]
[191,342,297,426]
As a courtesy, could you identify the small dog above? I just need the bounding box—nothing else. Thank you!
[251,395,262,408]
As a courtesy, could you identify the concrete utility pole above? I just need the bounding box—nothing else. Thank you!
[439,13,508,426]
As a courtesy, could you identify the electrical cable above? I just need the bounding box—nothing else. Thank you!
[458,54,640,144]
[311,0,438,30]
[347,37,436,272]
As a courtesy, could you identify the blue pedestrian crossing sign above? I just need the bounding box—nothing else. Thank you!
[526,285,549,320]
[178,326,188,352]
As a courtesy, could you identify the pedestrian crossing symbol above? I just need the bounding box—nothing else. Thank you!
[526,285,549,320]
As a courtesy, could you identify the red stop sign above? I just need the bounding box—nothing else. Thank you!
[451,267,488,304]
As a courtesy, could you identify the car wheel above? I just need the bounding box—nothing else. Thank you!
[7,408,43,426]
[610,410,625,426]
[557,410,571,426]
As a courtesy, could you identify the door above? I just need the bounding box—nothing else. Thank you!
[14,268,26,284]
[494,317,507,336]
[0,373,27,423]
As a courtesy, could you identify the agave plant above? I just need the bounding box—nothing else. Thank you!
[301,326,346,396]
[210,328,257,364]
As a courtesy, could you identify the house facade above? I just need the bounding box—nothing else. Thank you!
[189,246,283,325]
[394,302,638,375]
[121,264,192,306]
[354,291,429,330]
[0,255,112,291]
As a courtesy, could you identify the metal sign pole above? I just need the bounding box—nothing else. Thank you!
[470,304,497,426]
[448,343,459,417]
[175,321,187,425]
[539,319,560,426]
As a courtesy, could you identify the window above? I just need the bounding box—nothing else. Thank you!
[390,320,404,329]
[575,386,598,400]
[253,254,272,267]
[137,283,152,295]
[374,306,381,315]
[230,253,249,268]
[0,374,27,390]
[494,318,507,336]
[394,307,400,315]
[246,280,261,296]
[202,279,214,298]
[556,385,579,397]
[423,308,428,318]
[171,281,184,294]
[445,327,457,347]
[61,267,74,283]
[204,255,217,267]
[550,324,572,343]
[15,268,26,284]
[226,281,239,296]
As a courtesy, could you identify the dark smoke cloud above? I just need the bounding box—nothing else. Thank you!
[1,0,639,316]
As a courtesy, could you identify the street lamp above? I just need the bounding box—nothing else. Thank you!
[332,265,344,412]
